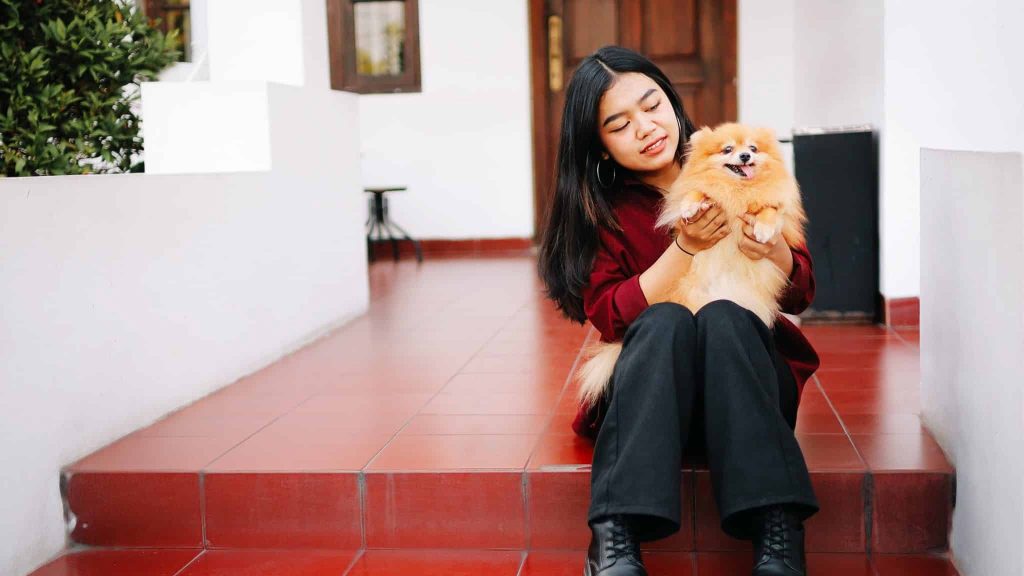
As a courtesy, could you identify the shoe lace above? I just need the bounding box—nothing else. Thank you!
[758,506,791,562]
[606,517,642,563]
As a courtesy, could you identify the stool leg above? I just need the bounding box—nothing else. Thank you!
[376,196,399,261]
[366,196,378,262]
[385,220,423,264]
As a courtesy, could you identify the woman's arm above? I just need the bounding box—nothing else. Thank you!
[735,215,814,314]
[640,203,730,304]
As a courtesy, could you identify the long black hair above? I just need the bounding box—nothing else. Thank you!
[537,45,697,324]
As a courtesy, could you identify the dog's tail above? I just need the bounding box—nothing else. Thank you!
[575,341,623,409]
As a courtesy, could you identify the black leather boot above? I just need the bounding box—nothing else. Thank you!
[584,515,647,576]
[751,505,807,576]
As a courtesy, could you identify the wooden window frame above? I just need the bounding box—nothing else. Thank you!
[326,0,422,94]
[142,0,192,62]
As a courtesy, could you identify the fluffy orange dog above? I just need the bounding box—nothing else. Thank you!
[577,123,807,409]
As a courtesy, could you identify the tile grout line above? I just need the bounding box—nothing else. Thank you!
[815,372,875,556]
[169,549,206,576]
[358,472,368,550]
[812,374,868,468]
[863,472,874,556]
[198,472,207,549]
[199,393,318,473]
[521,472,531,551]
[340,547,366,576]
[523,327,597,470]
[514,549,528,576]
[886,324,919,349]
[357,296,549,473]
[354,295,544,549]
[519,325,594,552]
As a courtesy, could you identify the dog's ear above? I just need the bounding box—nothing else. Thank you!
[687,126,713,147]
[754,126,778,146]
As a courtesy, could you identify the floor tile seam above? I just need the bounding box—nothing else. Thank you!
[358,473,368,552]
[340,547,366,576]
[863,472,874,557]
[195,392,319,473]
[843,434,955,475]
[363,467,532,475]
[523,327,596,470]
[198,472,207,549]
[515,549,528,576]
[51,545,207,553]
[169,549,206,576]
[885,325,920,350]
[813,375,867,470]
[359,298,543,473]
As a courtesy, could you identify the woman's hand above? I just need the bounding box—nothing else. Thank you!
[737,214,794,275]
[676,203,729,253]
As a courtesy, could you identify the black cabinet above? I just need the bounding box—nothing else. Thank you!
[792,127,879,321]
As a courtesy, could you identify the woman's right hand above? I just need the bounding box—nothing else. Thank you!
[676,203,729,254]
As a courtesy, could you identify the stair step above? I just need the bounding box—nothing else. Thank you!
[44,257,953,574]
[62,465,952,555]
[27,548,961,575]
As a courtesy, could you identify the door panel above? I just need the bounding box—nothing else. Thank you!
[644,0,697,57]
[530,0,737,236]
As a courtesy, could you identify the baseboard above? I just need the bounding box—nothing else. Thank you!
[883,296,920,328]
[369,237,534,260]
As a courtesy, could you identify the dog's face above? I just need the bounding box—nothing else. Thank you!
[685,123,783,181]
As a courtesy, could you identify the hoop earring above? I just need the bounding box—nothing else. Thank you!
[596,158,617,188]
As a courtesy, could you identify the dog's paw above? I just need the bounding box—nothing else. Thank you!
[753,220,776,243]
[679,200,702,220]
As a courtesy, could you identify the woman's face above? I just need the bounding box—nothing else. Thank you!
[596,72,679,175]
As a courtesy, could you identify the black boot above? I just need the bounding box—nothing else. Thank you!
[751,505,807,576]
[584,515,647,576]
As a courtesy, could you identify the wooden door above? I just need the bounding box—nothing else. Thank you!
[529,0,737,237]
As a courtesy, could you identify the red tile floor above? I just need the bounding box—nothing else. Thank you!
[31,256,959,575]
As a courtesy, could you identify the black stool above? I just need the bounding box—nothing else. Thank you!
[364,187,423,263]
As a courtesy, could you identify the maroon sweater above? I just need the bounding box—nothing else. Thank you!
[571,182,821,439]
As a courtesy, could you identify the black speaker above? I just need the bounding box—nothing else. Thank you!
[792,127,879,321]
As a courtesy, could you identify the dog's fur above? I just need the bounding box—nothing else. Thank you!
[576,123,806,410]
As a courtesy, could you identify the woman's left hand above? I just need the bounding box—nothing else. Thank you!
[737,215,793,275]
[737,214,778,260]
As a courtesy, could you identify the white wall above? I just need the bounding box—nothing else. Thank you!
[737,0,796,171]
[920,149,1024,576]
[882,0,1024,298]
[207,0,304,86]
[357,0,535,239]
[0,169,367,576]
[1,2,369,575]
[792,0,884,130]
[738,0,795,139]
[142,81,274,174]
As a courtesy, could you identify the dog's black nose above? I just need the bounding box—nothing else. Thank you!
[739,152,751,163]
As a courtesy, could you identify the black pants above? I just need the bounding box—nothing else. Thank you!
[588,300,819,541]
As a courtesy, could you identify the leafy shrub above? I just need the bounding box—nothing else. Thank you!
[0,0,180,176]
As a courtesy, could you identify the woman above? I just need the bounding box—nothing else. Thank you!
[538,46,821,576]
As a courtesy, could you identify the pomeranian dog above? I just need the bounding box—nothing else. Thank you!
[577,123,807,409]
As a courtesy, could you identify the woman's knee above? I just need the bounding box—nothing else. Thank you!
[695,300,756,332]
[632,302,696,337]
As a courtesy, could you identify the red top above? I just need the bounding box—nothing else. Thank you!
[571,182,820,439]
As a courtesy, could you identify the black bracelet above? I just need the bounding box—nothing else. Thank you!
[674,235,696,256]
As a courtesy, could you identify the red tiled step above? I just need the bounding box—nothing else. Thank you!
[49,258,953,573]
[27,548,960,575]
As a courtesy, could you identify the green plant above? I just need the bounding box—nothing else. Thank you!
[0,0,180,176]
